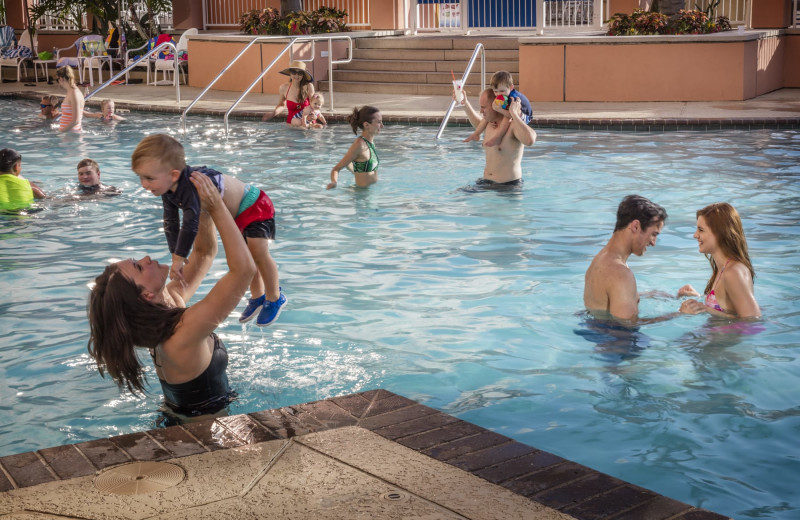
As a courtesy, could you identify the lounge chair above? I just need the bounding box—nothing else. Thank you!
[0,29,35,82]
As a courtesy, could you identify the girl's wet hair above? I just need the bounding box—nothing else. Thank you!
[697,202,755,294]
[55,66,76,87]
[347,106,380,134]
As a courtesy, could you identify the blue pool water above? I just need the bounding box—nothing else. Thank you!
[1,98,799,518]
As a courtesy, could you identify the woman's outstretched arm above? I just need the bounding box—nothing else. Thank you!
[170,173,256,347]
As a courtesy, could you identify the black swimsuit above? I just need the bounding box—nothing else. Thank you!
[151,332,236,416]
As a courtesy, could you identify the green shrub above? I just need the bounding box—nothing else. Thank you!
[607,8,730,36]
[239,6,348,36]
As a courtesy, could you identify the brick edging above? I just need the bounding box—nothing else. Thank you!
[0,389,729,520]
[5,91,798,131]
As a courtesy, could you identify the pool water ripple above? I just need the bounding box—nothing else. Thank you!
[1,99,799,518]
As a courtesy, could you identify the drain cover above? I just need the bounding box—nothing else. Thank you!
[94,461,185,495]
[380,490,410,503]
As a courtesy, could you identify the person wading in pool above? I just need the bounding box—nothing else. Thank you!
[584,195,680,323]
[459,87,536,187]
[87,173,255,420]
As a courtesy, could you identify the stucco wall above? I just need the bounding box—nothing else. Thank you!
[518,34,792,102]
[784,33,800,87]
[756,35,786,96]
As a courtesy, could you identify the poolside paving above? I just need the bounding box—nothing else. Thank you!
[2,78,798,129]
[0,390,730,519]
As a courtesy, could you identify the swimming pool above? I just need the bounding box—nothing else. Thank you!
[1,98,799,518]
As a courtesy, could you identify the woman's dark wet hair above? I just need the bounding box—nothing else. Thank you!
[347,106,380,134]
[87,264,186,394]
[614,194,668,232]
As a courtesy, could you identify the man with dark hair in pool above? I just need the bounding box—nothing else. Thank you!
[584,195,672,322]
[459,87,536,188]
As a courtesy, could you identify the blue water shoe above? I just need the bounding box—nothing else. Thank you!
[257,290,287,327]
[239,294,265,323]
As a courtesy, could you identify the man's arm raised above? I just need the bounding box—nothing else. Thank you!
[459,90,483,129]
[507,98,536,146]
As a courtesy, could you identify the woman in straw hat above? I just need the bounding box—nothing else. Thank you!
[262,60,315,124]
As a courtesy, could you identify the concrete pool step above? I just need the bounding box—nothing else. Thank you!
[325,36,521,97]
[0,390,729,519]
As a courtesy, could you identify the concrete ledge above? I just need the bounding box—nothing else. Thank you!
[0,390,729,519]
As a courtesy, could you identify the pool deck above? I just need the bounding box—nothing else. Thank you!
[2,79,799,129]
[0,80,785,519]
[0,390,729,519]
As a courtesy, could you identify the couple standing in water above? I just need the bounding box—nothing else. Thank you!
[585,195,760,322]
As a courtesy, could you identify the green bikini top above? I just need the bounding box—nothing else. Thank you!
[352,136,379,173]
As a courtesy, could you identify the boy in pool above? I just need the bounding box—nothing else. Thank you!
[464,71,533,147]
[83,99,125,121]
[76,158,120,196]
[132,134,286,327]
[0,148,45,212]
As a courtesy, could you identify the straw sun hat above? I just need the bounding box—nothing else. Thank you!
[279,61,313,82]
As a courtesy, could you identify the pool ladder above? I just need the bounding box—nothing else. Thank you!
[84,41,181,103]
[181,35,353,136]
[436,43,486,140]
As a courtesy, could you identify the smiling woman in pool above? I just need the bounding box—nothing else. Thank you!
[87,173,255,418]
[679,202,760,319]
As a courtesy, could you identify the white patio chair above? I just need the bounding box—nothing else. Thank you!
[81,38,113,86]
[56,35,105,84]
[153,28,197,86]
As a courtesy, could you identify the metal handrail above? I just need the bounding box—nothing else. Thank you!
[181,34,352,135]
[435,43,485,140]
[326,35,354,111]
[222,35,352,136]
[85,42,180,104]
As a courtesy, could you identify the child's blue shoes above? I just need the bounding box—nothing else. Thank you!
[239,294,266,323]
[257,290,287,327]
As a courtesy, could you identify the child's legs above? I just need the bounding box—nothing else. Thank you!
[290,116,305,128]
[246,236,280,301]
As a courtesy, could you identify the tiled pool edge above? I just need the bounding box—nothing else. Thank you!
[0,389,728,520]
[6,91,799,131]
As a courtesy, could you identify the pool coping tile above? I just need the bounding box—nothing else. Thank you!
[5,91,800,131]
[0,389,731,519]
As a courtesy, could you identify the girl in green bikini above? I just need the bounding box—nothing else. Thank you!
[328,106,383,189]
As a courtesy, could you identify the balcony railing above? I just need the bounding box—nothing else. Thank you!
[33,0,172,32]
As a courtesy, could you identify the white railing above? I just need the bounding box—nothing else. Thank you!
[33,0,172,31]
[794,0,799,28]
[411,1,464,32]
[544,0,595,28]
[305,0,370,28]
[204,0,270,28]
[409,0,602,33]
[123,0,174,29]
[690,0,747,25]
[32,0,87,31]
[204,0,368,29]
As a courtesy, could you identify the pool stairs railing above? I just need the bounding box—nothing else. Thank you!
[436,43,485,140]
[84,42,180,104]
[179,35,353,136]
